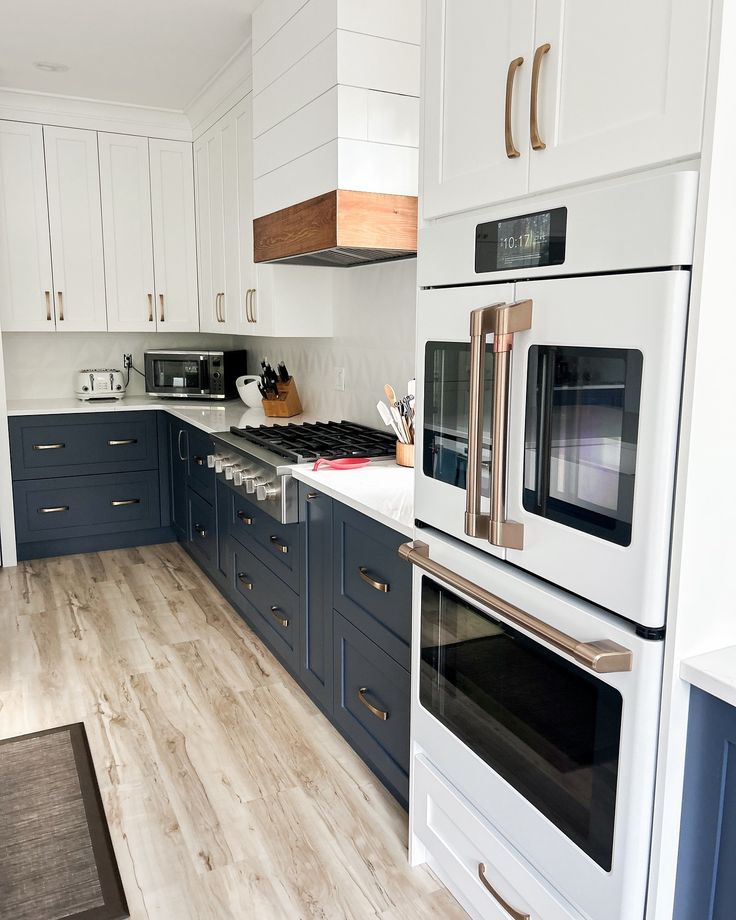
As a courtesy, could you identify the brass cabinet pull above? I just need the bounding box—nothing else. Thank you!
[159,293,165,322]
[237,571,253,590]
[37,505,68,514]
[111,498,140,507]
[194,523,208,538]
[32,442,65,451]
[399,541,633,674]
[530,42,551,150]
[57,290,64,321]
[358,566,389,593]
[108,438,137,446]
[249,289,257,323]
[216,292,226,323]
[306,492,318,501]
[214,293,220,323]
[147,293,154,322]
[504,56,524,159]
[237,511,253,525]
[244,288,252,323]
[192,455,205,466]
[44,290,52,321]
[478,864,530,920]
[269,535,289,554]
[358,687,389,721]
[270,605,289,628]
[466,299,532,550]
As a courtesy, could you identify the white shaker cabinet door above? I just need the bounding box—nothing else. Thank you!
[99,133,156,333]
[529,0,710,193]
[421,0,535,220]
[44,126,107,331]
[0,121,55,331]
[195,126,228,333]
[149,139,199,333]
[233,94,263,336]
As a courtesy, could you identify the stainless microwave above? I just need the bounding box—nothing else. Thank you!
[144,349,248,399]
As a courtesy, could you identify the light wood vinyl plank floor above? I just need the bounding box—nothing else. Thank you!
[0,543,467,920]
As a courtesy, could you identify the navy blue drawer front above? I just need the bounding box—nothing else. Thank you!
[187,488,217,570]
[230,539,298,669]
[227,489,299,590]
[333,611,410,806]
[14,471,161,542]
[10,412,159,479]
[186,426,215,504]
[333,504,411,670]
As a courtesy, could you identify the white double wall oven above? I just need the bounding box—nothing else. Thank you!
[407,169,697,920]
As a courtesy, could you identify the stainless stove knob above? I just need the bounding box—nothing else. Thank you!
[215,457,233,474]
[233,469,246,487]
[256,482,279,502]
[206,454,218,468]
[245,476,261,494]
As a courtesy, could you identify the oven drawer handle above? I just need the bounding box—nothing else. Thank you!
[478,864,530,920]
[358,566,390,593]
[398,541,633,674]
[358,687,389,721]
[466,299,532,551]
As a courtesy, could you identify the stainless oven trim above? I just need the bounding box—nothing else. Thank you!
[399,540,632,674]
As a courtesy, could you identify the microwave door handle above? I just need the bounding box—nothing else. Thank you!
[398,541,633,674]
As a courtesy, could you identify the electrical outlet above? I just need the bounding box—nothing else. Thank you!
[123,353,133,370]
[334,366,345,391]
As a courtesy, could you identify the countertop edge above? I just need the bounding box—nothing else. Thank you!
[680,645,736,709]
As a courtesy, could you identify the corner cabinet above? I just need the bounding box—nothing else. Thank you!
[422,0,711,219]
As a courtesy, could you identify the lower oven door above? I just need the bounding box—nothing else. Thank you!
[406,531,663,920]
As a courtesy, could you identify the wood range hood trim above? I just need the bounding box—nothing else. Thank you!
[253,190,418,266]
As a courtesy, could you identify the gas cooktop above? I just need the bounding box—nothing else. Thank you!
[227,420,396,464]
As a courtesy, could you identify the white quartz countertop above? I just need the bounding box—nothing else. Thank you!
[291,460,414,537]
[6,396,415,536]
[681,646,736,709]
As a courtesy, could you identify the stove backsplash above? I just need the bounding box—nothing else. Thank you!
[1,260,416,428]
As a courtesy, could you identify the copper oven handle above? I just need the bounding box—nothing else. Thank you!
[358,566,389,593]
[465,299,532,550]
[358,687,389,721]
[399,541,632,674]
[159,293,165,322]
[478,864,530,920]
[148,293,154,322]
[530,43,551,151]
[504,57,524,159]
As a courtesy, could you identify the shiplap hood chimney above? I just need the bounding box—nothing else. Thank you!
[251,0,420,267]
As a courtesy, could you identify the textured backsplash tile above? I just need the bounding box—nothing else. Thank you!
[1,260,417,429]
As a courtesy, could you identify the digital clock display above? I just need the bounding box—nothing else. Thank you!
[475,207,567,273]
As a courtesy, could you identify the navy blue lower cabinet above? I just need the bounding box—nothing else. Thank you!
[333,610,410,808]
[169,417,188,539]
[186,487,217,574]
[298,485,334,714]
[227,489,300,591]
[675,687,736,919]
[187,426,215,505]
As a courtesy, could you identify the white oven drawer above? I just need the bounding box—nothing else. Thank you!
[413,755,584,920]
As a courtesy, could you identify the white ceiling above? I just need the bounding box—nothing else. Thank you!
[0,0,258,111]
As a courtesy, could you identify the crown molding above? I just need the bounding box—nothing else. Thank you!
[0,87,192,140]
[186,39,253,139]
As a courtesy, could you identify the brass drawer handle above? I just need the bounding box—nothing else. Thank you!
[159,292,165,322]
[37,505,69,514]
[237,572,253,590]
[192,455,205,466]
[504,56,524,159]
[270,605,289,628]
[57,290,64,321]
[111,498,141,507]
[269,535,289,554]
[358,566,389,593]
[358,687,389,721]
[45,290,52,321]
[237,511,253,525]
[478,864,530,920]
[530,42,551,151]
[194,523,208,538]
[32,443,65,451]
[108,438,137,446]
[148,292,154,322]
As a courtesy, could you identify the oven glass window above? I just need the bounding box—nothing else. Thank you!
[152,359,204,390]
[423,342,494,496]
[523,346,643,546]
[420,576,622,870]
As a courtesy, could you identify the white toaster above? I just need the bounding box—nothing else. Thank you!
[75,368,126,400]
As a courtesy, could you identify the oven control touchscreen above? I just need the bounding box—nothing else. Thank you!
[475,206,567,273]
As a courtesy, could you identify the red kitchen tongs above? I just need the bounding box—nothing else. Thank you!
[312,457,371,471]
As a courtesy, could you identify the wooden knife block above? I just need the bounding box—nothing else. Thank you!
[262,378,303,418]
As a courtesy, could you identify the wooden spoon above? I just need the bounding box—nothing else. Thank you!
[384,383,397,406]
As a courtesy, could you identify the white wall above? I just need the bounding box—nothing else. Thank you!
[1,259,417,427]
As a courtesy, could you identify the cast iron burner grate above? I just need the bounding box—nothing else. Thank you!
[229,420,397,463]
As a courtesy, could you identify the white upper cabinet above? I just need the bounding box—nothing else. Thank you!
[149,139,199,333]
[529,0,710,192]
[99,133,156,332]
[43,126,107,331]
[195,124,230,333]
[422,0,535,220]
[422,0,711,219]
[0,121,55,332]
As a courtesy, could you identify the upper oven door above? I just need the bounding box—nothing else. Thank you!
[145,353,210,396]
[506,270,689,626]
[416,282,516,558]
